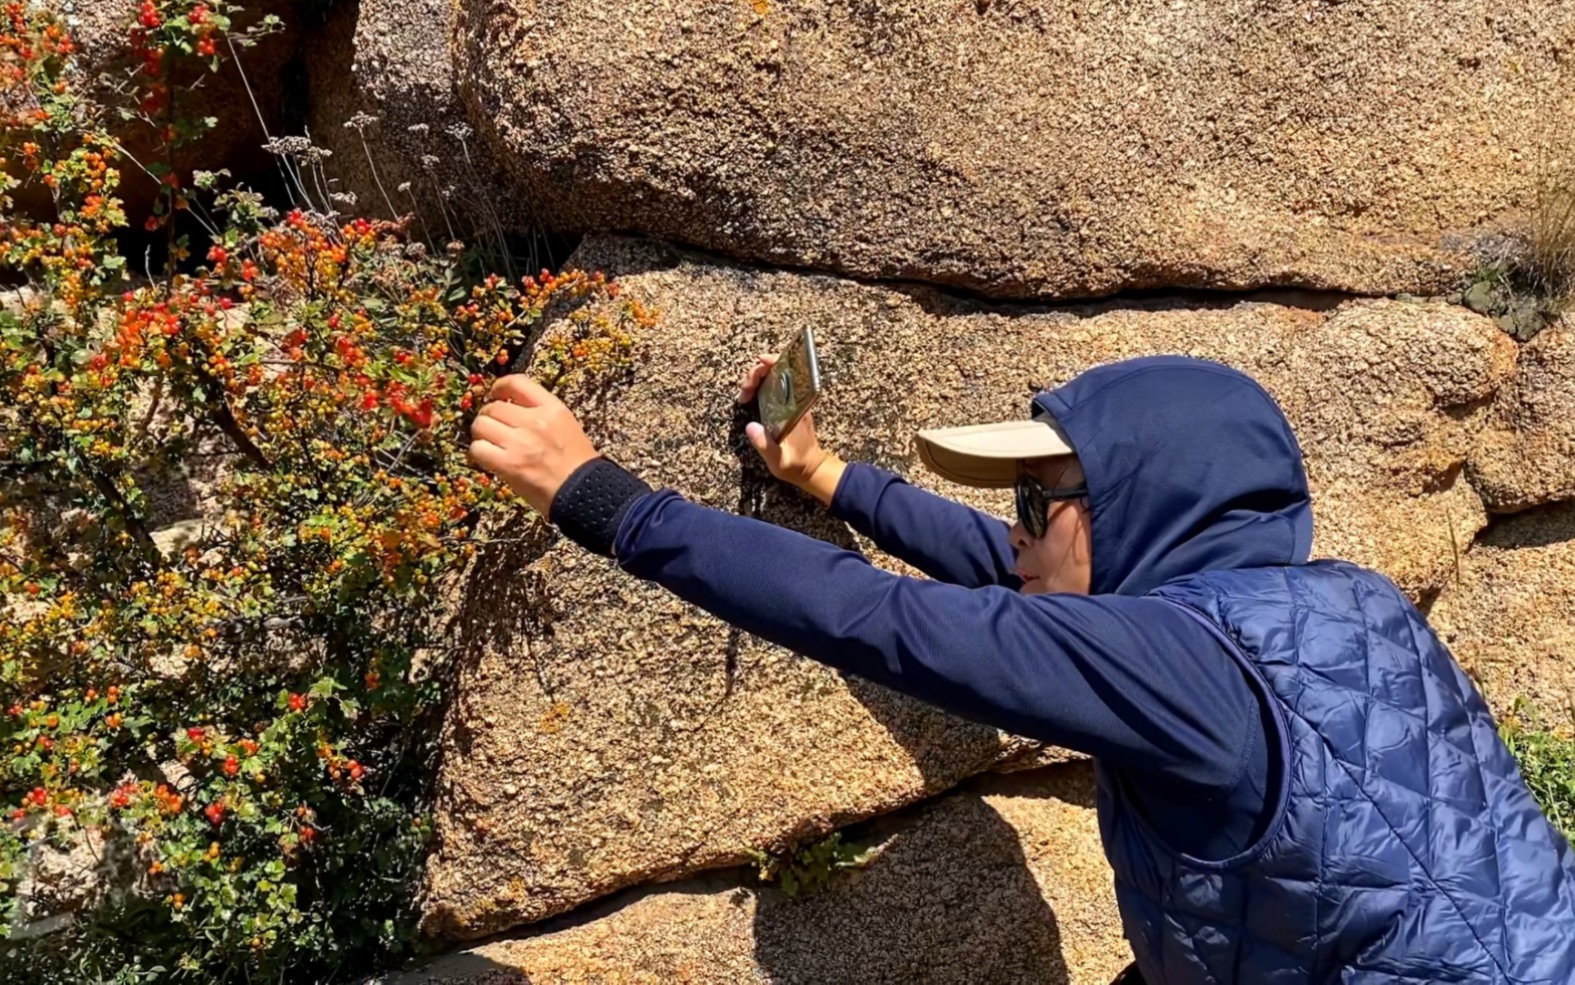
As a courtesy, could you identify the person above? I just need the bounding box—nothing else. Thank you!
[467,353,1575,984]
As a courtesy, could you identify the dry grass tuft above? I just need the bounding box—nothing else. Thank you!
[1529,144,1575,304]
[1460,138,1575,342]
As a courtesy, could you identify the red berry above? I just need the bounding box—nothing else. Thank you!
[186,727,205,742]
[288,693,306,713]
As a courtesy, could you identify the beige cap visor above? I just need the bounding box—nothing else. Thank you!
[916,417,1076,488]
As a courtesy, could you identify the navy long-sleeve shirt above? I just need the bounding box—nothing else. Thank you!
[555,460,1274,859]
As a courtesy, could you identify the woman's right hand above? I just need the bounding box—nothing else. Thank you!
[738,354,846,505]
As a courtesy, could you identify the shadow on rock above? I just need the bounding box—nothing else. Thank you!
[384,767,1099,984]
[751,782,1075,984]
[726,403,1005,792]
[1477,500,1575,550]
[441,516,563,762]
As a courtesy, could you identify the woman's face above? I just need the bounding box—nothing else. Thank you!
[1009,456,1092,596]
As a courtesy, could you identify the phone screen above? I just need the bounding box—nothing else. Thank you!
[759,327,823,440]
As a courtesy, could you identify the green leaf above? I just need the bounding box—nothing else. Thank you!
[308,678,344,698]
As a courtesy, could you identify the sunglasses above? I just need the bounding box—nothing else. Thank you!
[1014,472,1088,540]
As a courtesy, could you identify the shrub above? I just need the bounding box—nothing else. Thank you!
[0,2,647,979]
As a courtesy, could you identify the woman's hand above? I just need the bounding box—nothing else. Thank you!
[468,376,600,515]
[738,354,846,506]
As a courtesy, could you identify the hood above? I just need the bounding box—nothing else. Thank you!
[1033,356,1314,597]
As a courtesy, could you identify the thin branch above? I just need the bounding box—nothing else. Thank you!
[224,32,302,211]
[88,469,160,563]
[349,119,399,220]
[190,363,271,470]
[106,136,223,240]
[134,372,165,446]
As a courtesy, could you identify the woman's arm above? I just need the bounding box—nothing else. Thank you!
[828,462,1021,589]
[468,372,1267,847]
[609,486,1254,793]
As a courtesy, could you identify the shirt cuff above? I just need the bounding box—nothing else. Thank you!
[549,458,653,557]
[828,461,896,524]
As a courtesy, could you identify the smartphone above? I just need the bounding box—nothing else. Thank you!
[758,326,823,440]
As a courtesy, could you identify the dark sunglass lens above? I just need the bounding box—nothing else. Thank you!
[1016,475,1047,539]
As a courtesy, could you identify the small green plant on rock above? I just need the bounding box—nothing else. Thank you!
[1500,700,1575,840]
[745,831,879,899]
[1460,248,1566,343]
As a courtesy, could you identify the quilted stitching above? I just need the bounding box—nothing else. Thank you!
[1098,562,1575,984]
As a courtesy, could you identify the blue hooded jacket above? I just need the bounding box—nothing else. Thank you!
[588,355,1575,980]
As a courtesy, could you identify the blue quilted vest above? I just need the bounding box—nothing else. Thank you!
[1097,560,1575,983]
